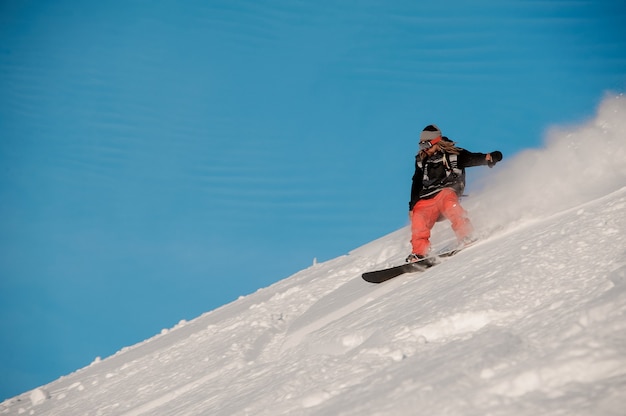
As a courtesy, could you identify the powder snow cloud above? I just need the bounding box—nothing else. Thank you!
[468,93,626,231]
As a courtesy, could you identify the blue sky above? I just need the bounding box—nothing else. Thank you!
[1,0,625,400]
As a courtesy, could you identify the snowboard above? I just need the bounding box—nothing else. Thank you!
[362,239,479,284]
[437,246,464,258]
[362,260,434,284]
[437,239,478,258]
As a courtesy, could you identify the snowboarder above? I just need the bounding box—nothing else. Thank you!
[406,124,502,264]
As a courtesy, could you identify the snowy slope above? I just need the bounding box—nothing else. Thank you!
[2,95,625,416]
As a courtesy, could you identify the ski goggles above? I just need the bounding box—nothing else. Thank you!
[419,136,442,150]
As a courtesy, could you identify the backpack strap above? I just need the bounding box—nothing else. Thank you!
[443,153,462,178]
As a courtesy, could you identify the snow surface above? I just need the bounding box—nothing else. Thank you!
[2,94,626,415]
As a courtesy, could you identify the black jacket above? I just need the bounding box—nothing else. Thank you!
[409,148,490,211]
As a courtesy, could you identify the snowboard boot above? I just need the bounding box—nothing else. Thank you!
[405,253,437,267]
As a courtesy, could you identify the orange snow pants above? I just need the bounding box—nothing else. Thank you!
[410,188,473,256]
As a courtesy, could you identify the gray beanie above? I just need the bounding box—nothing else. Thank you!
[420,124,442,142]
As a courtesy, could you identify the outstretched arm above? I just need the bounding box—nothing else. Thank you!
[458,149,502,168]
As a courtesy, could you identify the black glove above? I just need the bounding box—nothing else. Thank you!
[488,151,502,168]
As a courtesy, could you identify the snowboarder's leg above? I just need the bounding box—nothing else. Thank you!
[437,188,474,242]
[410,199,440,256]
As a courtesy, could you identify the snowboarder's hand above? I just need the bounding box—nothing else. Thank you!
[487,151,502,168]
